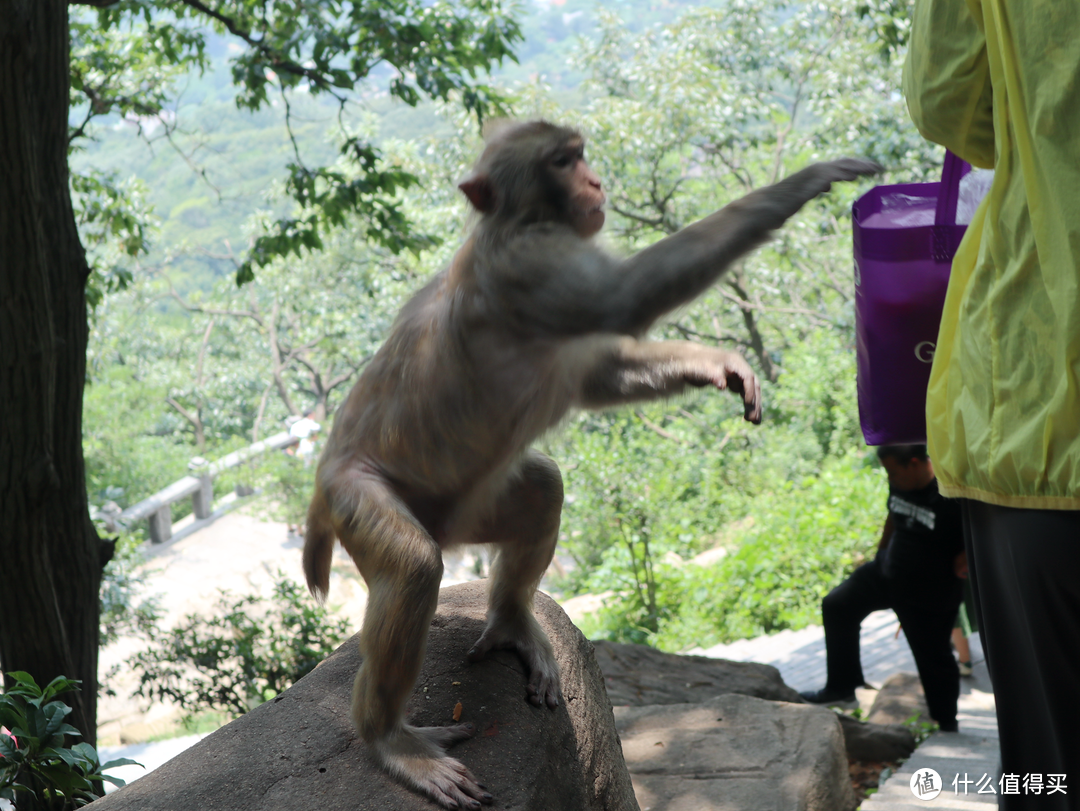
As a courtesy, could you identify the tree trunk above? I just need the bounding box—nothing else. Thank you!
[0,0,105,745]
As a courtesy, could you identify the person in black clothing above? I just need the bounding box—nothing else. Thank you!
[800,445,965,731]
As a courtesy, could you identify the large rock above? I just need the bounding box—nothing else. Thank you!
[835,714,916,762]
[592,641,805,706]
[89,582,638,811]
[615,694,857,811]
[866,672,930,726]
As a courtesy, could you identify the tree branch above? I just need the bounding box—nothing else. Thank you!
[725,272,778,383]
[634,410,686,444]
[174,0,345,95]
[668,322,748,349]
[166,287,264,328]
[166,397,206,452]
[266,299,299,416]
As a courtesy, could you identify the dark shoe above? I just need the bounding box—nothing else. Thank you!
[938,720,959,732]
[799,687,857,706]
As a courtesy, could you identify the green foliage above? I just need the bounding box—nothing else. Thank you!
[766,329,863,468]
[904,710,939,745]
[69,9,204,137]
[98,532,163,653]
[83,342,206,518]
[579,451,885,650]
[254,449,317,528]
[69,0,523,288]
[556,325,878,650]
[857,0,915,62]
[127,575,351,719]
[72,170,157,312]
[667,452,883,646]
[0,673,138,810]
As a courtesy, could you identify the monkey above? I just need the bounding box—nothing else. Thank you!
[303,119,881,809]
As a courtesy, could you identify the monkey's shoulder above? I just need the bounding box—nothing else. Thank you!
[470,224,616,307]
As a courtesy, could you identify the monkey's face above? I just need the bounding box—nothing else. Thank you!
[551,139,606,237]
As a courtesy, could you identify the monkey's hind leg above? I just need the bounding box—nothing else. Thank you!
[467,450,564,709]
[335,476,492,809]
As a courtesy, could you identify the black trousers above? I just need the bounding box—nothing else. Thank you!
[963,501,1080,811]
[822,555,962,726]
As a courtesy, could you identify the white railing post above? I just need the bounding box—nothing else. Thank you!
[148,504,173,545]
[189,457,214,520]
[118,431,300,543]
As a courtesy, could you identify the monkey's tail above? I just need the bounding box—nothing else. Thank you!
[303,482,335,602]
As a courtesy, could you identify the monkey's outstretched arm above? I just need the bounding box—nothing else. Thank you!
[577,337,763,423]
[492,159,880,338]
[608,159,881,334]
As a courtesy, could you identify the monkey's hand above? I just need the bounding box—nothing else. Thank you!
[468,613,562,709]
[684,350,763,425]
[776,158,884,208]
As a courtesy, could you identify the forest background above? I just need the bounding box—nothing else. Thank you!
[78,0,932,662]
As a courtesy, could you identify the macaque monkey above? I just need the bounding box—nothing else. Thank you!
[304,120,880,808]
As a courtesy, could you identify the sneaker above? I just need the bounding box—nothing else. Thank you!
[799,687,858,706]
[958,660,974,677]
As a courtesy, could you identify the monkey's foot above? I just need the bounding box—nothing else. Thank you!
[467,620,562,709]
[374,723,492,810]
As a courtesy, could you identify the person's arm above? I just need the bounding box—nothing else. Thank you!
[903,0,995,168]
[877,513,894,555]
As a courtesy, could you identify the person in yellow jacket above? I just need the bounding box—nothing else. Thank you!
[904,1,1080,805]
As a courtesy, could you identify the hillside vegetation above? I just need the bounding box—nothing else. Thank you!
[84,0,931,652]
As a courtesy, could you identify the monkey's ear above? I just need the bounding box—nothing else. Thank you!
[459,176,496,214]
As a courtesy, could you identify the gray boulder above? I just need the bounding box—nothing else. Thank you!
[835,713,916,762]
[591,640,916,765]
[592,640,805,706]
[867,672,930,726]
[89,582,638,811]
[615,694,857,811]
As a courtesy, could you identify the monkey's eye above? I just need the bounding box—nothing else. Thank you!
[552,154,573,169]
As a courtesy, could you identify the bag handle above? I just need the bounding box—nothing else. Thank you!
[932,150,971,260]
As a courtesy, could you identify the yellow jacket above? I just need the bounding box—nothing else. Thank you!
[903,0,1080,509]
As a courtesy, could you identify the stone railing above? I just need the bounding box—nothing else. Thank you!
[116,431,299,544]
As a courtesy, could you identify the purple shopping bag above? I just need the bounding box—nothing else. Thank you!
[852,152,970,446]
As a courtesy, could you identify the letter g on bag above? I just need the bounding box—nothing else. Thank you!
[914,341,936,363]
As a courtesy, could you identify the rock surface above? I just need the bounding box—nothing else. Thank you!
[835,713,916,762]
[866,672,931,726]
[614,694,857,811]
[88,582,638,811]
[592,640,805,707]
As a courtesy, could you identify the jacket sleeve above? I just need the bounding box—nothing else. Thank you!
[903,0,995,169]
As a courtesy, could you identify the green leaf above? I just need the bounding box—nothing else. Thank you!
[68,742,100,764]
[0,733,19,759]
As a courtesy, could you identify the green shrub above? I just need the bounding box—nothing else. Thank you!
[99,531,162,651]
[580,451,886,651]
[0,673,137,810]
[127,574,351,719]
